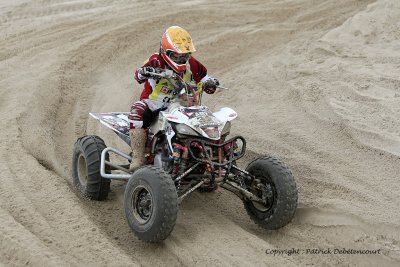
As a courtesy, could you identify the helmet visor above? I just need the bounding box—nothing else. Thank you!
[168,52,191,64]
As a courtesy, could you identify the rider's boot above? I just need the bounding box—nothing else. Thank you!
[129,128,146,172]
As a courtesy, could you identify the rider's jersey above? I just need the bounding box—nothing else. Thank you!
[147,66,192,104]
[135,54,209,109]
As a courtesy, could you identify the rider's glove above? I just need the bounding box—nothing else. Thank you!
[135,67,153,83]
[135,67,157,83]
[203,79,217,94]
[139,67,156,78]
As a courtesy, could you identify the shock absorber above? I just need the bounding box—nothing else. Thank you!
[171,145,181,177]
[172,143,189,193]
[171,145,182,193]
[174,144,189,176]
[171,144,189,173]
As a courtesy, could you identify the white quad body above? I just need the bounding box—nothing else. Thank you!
[150,103,238,151]
[89,104,238,149]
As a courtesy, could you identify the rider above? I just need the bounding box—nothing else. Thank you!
[128,26,218,172]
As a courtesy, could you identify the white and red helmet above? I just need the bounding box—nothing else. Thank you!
[160,26,196,73]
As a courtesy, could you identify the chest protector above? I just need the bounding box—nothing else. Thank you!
[148,65,193,103]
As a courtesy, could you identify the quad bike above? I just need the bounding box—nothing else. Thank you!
[72,69,298,242]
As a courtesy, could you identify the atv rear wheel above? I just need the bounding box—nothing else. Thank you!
[243,156,297,229]
[124,166,178,242]
[72,135,110,200]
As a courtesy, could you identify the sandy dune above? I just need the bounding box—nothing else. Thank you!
[1,0,399,266]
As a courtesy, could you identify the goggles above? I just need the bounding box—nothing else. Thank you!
[168,51,191,64]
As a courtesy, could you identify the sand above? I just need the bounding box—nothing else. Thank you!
[1,0,399,266]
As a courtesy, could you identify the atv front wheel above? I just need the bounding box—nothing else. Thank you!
[124,166,178,242]
[243,156,297,229]
[72,135,110,200]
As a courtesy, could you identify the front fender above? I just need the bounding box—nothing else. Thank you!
[213,107,238,122]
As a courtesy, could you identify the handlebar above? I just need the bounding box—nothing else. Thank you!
[217,85,229,90]
[144,69,176,80]
[142,68,228,106]
[143,68,228,90]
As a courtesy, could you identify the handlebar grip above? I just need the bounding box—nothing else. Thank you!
[217,85,229,90]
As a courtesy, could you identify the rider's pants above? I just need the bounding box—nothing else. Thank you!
[129,100,161,129]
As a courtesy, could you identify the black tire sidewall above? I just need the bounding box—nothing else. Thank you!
[72,144,88,194]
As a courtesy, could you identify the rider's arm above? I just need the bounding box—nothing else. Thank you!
[134,54,163,84]
[139,81,153,100]
[135,54,165,99]
[189,57,217,94]
[188,56,208,83]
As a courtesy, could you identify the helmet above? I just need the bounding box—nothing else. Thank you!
[160,26,196,73]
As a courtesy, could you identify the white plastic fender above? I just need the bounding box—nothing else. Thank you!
[212,107,238,122]
[161,106,189,124]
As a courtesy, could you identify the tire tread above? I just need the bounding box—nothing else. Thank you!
[72,135,110,201]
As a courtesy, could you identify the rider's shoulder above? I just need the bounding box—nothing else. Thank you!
[149,53,162,61]
[143,53,164,67]
[188,56,205,67]
[188,56,200,64]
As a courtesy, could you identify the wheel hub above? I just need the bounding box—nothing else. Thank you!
[251,180,276,212]
[132,185,153,224]
[138,191,152,218]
